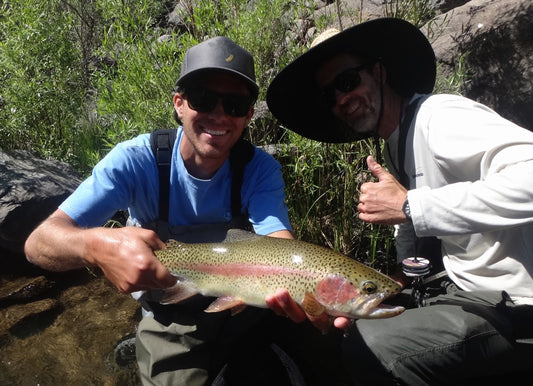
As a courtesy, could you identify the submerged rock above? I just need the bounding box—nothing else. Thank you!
[0,275,54,302]
[0,298,60,332]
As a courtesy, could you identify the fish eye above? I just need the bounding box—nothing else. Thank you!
[361,281,377,294]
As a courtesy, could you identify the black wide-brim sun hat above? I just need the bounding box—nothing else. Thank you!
[266,18,436,143]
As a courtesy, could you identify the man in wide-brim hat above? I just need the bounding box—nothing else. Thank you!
[267,17,436,143]
[266,17,533,384]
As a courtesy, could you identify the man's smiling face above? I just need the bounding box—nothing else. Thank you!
[175,71,254,168]
[315,54,381,137]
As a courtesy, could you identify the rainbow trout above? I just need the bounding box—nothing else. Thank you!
[155,231,404,319]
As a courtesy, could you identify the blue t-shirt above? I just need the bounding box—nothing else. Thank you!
[60,128,292,236]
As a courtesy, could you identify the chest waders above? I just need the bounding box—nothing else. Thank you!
[135,130,314,386]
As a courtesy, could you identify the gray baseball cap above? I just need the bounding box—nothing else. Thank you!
[176,36,259,99]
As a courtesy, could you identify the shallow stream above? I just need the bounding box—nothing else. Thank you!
[0,254,141,385]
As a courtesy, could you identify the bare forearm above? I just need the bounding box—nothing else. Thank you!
[267,229,294,239]
[24,210,91,271]
[25,209,175,293]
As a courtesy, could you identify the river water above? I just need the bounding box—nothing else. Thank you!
[0,254,141,385]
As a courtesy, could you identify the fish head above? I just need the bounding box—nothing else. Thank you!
[314,274,404,319]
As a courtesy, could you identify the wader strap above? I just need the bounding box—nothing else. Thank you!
[398,99,421,189]
[150,130,255,221]
[150,129,177,222]
[229,138,255,217]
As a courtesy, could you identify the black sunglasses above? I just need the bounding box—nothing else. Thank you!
[320,64,368,108]
[185,87,254,117]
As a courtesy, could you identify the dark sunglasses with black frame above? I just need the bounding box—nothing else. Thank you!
[319,63,370,108]
[185,87,255,117]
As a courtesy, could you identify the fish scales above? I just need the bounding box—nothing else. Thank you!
[155,232,405,319]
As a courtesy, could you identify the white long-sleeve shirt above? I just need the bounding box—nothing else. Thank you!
[385,94,533,305]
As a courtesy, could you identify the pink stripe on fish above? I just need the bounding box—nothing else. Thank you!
[181,262,318,278]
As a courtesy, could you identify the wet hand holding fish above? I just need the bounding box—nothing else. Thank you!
[154,231,404,319]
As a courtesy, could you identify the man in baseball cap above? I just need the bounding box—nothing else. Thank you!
[26,36,305,385]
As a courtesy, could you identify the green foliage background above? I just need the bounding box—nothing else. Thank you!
[0,0,463,270]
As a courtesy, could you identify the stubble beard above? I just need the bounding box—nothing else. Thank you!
[345,103,380,136]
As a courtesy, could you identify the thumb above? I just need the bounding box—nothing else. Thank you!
[366,155,388,181]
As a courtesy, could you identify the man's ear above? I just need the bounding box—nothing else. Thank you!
[245,106,254,126]
[173,93,184,119]
[372,62,387,86]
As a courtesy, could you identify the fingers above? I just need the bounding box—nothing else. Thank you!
[359,153,408,225]
[94,227,175,292]
[152,264,177,289]
[265,289,333,334]
[367,155,388,181]
[137,228,167,251]
[333,317,354,330]
[360,155,389,195]
[265,289,357,334]
[131,228,174,288]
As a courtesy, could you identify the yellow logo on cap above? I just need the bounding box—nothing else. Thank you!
[226,54,234,62]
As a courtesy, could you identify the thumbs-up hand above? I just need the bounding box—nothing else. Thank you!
[358,155,409,225]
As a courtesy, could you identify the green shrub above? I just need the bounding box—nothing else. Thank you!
[0,0,87,164]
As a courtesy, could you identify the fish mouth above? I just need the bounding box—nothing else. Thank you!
[363,291,405,319]
[365,303,405,319]
[335,293,405,319]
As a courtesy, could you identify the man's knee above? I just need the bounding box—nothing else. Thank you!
[136,317,212,386]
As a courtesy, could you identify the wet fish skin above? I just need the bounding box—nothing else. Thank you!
[155,231,404,319]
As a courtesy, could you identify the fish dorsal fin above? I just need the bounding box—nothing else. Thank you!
[301,292,326,317]
[204,296,246,313]
[223,228,261,243]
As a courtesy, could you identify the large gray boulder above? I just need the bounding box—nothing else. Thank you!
[429,0,533,130]
[0,150,81,254]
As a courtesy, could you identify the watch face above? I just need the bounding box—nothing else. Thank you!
[402,198,411,219]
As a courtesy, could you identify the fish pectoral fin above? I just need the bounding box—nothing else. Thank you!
[161,282,198,305]
[301,292,326,317]
[229,304,248,316]
[205,296,245,313]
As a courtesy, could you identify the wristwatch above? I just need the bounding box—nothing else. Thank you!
[402,197,412,221]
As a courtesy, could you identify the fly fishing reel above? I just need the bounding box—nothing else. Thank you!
[402,257,431,307]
